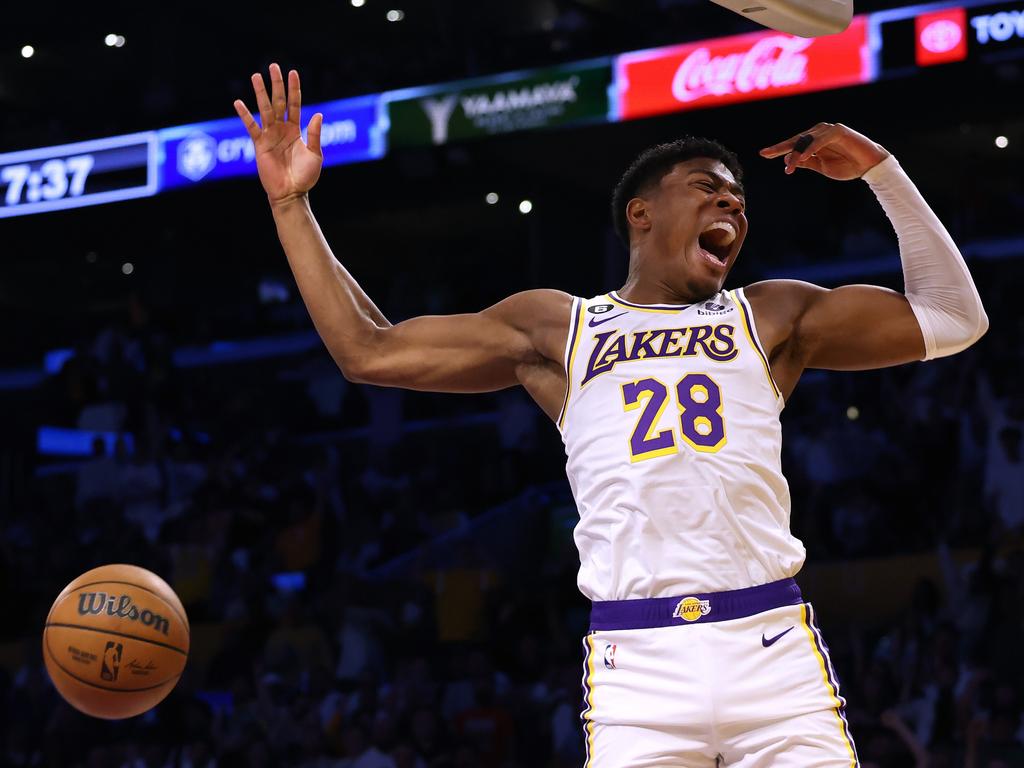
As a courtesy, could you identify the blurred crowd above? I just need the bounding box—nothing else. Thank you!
[0,238,1021,767]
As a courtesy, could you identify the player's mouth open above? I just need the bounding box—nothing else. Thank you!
[698,220,736,265]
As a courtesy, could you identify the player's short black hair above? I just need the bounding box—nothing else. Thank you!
[611,137,744,247]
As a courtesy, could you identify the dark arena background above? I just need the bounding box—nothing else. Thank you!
[2,1,1023,766]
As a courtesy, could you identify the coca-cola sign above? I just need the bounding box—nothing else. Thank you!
[617,16,870,119]
[670,36,815,103]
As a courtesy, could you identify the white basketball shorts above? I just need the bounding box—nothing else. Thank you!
[580,579,859,767]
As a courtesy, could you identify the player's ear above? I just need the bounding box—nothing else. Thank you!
[626,197,652,236]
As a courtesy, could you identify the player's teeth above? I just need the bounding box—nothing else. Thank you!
[702,221,736,245]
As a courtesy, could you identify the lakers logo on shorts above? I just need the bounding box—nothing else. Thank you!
[672,596,712,622]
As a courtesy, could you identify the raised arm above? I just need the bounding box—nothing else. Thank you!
[264,195,568,393]
[750,124,987,387]
[234,65,572,416]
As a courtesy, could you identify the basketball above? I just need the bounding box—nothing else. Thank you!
[42,564,190,720]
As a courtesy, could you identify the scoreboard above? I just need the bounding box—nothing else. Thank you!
[0,133,157,218]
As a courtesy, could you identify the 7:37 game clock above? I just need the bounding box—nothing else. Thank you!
[0,132,158,218]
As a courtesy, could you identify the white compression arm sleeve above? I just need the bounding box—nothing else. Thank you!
[862,155,989,361]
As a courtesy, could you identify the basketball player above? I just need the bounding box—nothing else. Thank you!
[234,65,987,766]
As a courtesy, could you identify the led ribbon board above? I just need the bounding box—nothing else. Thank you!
[1,0,1008,218]
[0,133,158,218]
[383,59,614,148]
[157,94,384,191]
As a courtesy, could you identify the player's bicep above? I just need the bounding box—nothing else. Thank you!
[346,299,539,393]
[795,283,926,371]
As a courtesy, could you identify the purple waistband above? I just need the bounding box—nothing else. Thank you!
[589,578,803,631]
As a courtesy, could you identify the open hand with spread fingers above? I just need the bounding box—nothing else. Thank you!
[234,63,324,206]
[759,123,890,181]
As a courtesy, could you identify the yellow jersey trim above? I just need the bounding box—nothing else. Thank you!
[558,298,585,430]
[582,633,598,767]
[729,288,783,402]
[801,605,859,767]
[607,291,689,314]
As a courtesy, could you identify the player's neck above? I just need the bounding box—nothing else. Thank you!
[617,275,699,307]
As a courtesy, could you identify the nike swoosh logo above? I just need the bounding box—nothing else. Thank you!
[588,312,627,328]
[762,626,794,647]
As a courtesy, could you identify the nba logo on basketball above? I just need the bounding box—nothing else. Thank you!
[673,597,712,622]
[101,642,123,682]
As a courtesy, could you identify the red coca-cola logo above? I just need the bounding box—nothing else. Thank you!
[617,16,869,120]
[670,36,813,103]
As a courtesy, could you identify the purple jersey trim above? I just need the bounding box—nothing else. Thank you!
[589,578,803,631]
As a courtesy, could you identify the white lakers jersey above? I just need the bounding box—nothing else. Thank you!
[558,289,806,601]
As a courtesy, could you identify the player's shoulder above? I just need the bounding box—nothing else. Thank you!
[743,278,827,299]
[482,290,576,366]
[486,289,575,328]
[740,279,829,355]
[743,279,829,318]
